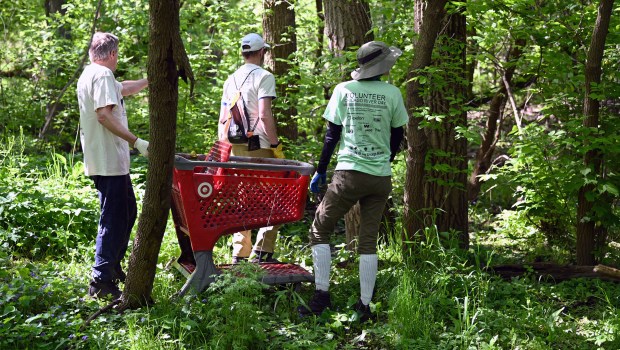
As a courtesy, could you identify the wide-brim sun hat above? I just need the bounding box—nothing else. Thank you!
[351,41,402,80]
[241,33,271,52]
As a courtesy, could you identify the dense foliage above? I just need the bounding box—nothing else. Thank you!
[1,0,620,348]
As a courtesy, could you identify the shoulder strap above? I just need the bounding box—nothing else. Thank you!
[232,68,261,132]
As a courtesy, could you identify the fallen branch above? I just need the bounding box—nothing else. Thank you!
[594,264,620,279]
[80,298,121,331]
[488,262,620,282]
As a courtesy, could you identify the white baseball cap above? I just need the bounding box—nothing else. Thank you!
[240,33,270,53]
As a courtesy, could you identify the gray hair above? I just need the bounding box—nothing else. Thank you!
[89,32,119,62]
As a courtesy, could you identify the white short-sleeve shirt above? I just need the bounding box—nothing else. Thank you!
[218,64,277,148]
[77,63,130,176]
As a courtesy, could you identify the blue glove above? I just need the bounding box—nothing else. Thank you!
[310,172,327,193]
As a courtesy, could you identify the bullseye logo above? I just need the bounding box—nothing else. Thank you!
[197,182,213,198]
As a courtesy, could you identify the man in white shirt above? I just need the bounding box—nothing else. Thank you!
[77,32,149,300]
[218,33,284,263]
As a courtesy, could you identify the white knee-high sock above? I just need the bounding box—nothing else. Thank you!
[312,244,331,292]
[359,254,378,305]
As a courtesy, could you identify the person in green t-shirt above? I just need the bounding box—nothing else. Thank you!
[299,41,408,322]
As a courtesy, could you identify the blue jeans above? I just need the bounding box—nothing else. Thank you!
[91,174,137,283]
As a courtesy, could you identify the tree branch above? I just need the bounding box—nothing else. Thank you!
[38,0,104,139]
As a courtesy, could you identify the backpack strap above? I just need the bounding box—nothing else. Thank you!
[231,68,260,132]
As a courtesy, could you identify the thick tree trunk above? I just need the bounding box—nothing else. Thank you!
[263,0,299,141]
[323,0,373,54]
[403,0,447,244]
[424,7,469,247]
[576,0,614,266]
[468,38,525,201]
[119,0,194,310]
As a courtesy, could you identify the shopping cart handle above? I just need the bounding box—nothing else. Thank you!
[174,155,315,176]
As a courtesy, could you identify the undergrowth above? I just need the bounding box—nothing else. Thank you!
[1,137,619,349]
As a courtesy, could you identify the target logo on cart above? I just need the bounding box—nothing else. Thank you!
[197,182,213,198]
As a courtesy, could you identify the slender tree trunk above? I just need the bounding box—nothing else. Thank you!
[119,0,194,310]
[468,38,525,201]
[40,0,69,140]
[403,0,447,245]
[263,0,299,141]
[576,0,614,266]
[314,0,325,73]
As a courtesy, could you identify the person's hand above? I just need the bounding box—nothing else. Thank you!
[271,142,285,159]
[133,138,149,157]
[310,172,327,193]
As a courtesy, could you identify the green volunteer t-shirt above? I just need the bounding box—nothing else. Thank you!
[323,80,408,176]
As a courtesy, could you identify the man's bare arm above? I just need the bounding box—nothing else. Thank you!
[121,78,148,96]
[96,105,138,145]
[259,97,279,145]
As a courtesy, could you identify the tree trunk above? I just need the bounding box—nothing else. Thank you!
[40,0,69,140]
[403,0,447,244]
[263,0,299,141]
[323,0,373,54]
[468,38,525,201]
[314,0,325,73]
[119,0,194,310]
[424,5,469,247]
[576,0,614,266]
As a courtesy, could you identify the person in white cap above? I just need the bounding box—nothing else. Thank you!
[298,41,408,321]
[76,32,149,300]
[218,33,284,263]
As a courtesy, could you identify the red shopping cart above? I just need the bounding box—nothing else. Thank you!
[171,141,315,294]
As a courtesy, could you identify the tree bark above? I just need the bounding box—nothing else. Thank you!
[423,5,469,247]
[403,0,447,244]
[118,0,194,310]
[314,0,325,73]
[323,0,373,54]
[263,0,299,140]
[576,0,614,266]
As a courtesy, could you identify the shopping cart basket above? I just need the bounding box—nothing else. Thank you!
[171,141,315,294]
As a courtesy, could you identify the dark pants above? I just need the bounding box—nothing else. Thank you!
[310,170,392,254]
[91,174,137,283]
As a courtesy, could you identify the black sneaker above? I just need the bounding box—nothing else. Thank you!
[88,280,121,300]
[298,290,331,317]
[250,251,280,264]
[353,299,376,323]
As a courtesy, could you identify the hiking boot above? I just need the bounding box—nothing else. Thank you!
[88,280,121,300]
[298,290,331,317]
[250,251,280,264]
[232,256,247,264]
[353,299,376,323]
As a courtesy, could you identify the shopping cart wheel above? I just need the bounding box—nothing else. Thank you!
[178,250,218,296]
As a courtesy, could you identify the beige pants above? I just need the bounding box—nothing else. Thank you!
[230,144,279,257]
